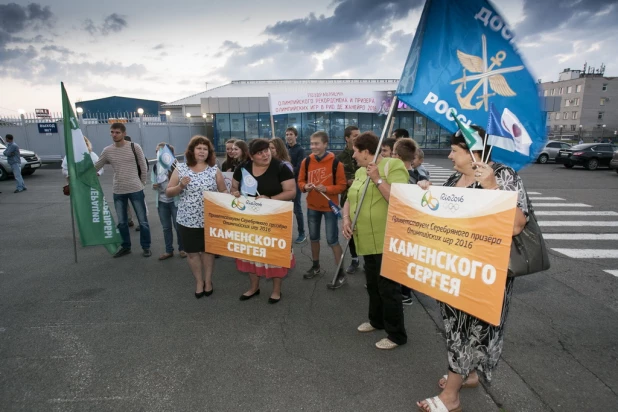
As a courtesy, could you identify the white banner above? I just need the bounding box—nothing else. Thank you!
[268,91,394,115]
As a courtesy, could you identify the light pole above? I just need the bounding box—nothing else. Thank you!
[165,110,171,122]
[186,113,192,140]
[579,124,582,141]
[559,125,563,140]
[602,124,606,141]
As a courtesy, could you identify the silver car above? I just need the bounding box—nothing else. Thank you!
[0,137,43,181]
[537,140,572,164]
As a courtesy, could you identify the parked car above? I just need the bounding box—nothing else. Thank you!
[537,140,572,164]
[610,151,618,174]
[555,143,618,170]
[0,141,43,181]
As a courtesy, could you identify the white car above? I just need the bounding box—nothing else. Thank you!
[0,137,42,181]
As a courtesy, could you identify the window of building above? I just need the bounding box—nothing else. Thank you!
[301,112,316,146]
[426,119,440,148]
[559,87,564,94]
[413,113,427,146]
[216,113,231,149]
[565,99,570,107]
[330,113,346,149]
[244,113,259,140]
[602,83,608,91]
[600,98,606,106]
[567,86,573,93]
[551,89,555,96]
[576,84,582,93]
[570,125,576,132]
[553,125,559,131]
[358,113,373,136]
[598,112,604,120]
[563,112,568,120]
[543,90,548,96]
[574,98,580,106]
[547,112,552,121]
[555,112,561,120]
[572,111,578,120]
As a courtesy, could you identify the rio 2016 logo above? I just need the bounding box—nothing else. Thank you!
[231,198,246,211]
[421,191,439,211]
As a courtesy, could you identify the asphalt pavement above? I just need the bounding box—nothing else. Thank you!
[0,157,617,411]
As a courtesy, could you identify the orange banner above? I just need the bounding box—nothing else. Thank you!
[204,192,294,267]
[381,184,517,325]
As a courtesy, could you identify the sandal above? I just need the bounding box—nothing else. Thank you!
[417,396,462,412]
[158,252,174,260]
[438,374,479,390]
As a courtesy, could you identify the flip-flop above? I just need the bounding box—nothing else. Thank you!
[417,396,462,412]
[439,374,479,389]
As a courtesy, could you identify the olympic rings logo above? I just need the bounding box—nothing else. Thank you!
[421,191,440,211]
[446,203,459,212]
[231,198,246,211]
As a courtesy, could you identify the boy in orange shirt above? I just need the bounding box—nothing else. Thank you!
[298,131,347,288]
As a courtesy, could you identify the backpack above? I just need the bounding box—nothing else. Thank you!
[304,155,340,185]
[131,142,150,180]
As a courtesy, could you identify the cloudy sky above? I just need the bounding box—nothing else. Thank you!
[1,0,616,115]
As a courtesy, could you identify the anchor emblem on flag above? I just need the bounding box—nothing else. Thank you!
[451,34,525,111]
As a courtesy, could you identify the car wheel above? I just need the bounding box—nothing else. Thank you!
[615,168,618,174]
[22,169,34,176]
[585,158,598,170]
[0,166,7,181]
[564,163,573,169]
[537,154,549,164]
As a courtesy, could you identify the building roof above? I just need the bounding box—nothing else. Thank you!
[164,79,400,106]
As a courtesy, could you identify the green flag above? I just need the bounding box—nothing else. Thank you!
[451,110,484,151]
[62,83,121,254]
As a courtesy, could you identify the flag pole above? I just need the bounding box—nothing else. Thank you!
[268,93,276,139]
[329,96,399,288]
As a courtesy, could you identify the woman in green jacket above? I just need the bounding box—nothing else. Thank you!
[342,132,409,350]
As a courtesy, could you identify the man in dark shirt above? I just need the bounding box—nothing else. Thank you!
[285,127,307,243]
[338,126,361,273]
[392,128,410,139]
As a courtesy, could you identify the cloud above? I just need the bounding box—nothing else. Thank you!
[0,2,53,34]
[41,44,74,56]
[153,43,165,50]
[83,13,128,36]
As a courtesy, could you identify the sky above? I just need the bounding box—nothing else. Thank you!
[0,0,617,115]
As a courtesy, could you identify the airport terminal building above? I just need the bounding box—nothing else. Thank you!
[163,79,452,152]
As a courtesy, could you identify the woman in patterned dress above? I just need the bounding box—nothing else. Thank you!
[417,127,529,412]
[166,136,227,299]
[231,138,296,304]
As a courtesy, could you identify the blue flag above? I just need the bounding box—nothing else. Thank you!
[156,144,176,183]
[396,0,546,168]
[240,168,258,196]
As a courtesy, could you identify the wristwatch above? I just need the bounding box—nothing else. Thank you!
[375,179,383,187]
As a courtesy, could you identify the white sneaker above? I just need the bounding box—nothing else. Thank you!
[375,338,399,350]
[357,322,376,333]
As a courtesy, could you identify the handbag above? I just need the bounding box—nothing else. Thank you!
[508,190,550,277]
[63,184,70,196]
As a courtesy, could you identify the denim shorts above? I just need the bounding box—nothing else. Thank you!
[307,209,339,246]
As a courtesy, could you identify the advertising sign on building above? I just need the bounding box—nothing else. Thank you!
[269,91,395,115]
[38,122,58,134]
[35,108,51,118]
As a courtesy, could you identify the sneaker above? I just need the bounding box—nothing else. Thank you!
[294,234,307,244]
[327,270,346,289]
[375,338,399,350]
[113,247,131,258]
[402,296,413,306]
[303,266,321,280]
[357,322,376,333]
[346,259,359,274]
[142,249,152,257]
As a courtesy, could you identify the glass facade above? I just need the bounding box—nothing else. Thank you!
[213,110,453,152]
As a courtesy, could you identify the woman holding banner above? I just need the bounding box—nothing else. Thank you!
[166,136,227,299]
[342,132,409,350]
[231,138,296,304]
[416,127,529,412]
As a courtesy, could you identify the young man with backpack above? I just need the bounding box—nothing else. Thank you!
[95,123,151,258]
[298,131,347,288]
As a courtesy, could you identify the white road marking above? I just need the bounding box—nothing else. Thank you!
[535,211,618,216]
[544,234,618,240]
[552,249,618,259]
[530,197,565,200]
[527,192,542,195]
[538,221,618,227]
[604,270,618,278]
[534,203,592,207]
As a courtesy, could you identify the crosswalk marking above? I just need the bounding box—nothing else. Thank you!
[544,234,618,240]
[539,221,618,227]
[552,249,618,259]
[535,211,618,216]
[534,203,592,207]
[604,270,618,278]
[530,197,565,201]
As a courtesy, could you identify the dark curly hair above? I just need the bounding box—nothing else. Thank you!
[185,135,216,167]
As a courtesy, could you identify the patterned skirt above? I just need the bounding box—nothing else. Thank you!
[439,277,515,383]
[236,253,296,279]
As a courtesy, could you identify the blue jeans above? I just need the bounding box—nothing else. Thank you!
[307,208,339,246]
[113,190,151,250]
[11,163,25,191]
[294,182,305,235]
[158,201,183,253]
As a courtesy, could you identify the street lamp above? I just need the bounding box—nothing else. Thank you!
[186,113,192,118]
[165,110,171,116]
[18,109,25,115]
[602,124,606,140]
[578,125,583,141]
[137,108,144,115]
[202,113,207,119]
[559,125,563,140]
[76,107,83,114]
